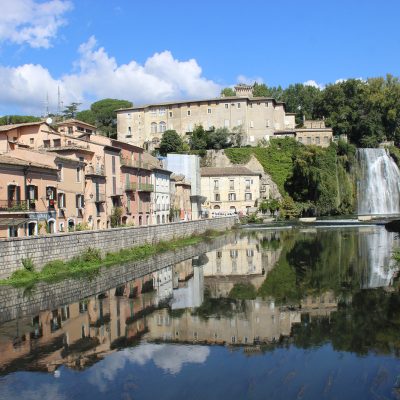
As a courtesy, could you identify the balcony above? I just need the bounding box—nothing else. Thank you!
[125,182,154,192]
[120,158,151,170]
[0,200,28,212]
[86,165,105,177]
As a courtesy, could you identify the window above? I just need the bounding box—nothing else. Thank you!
[169,111,173,117]
[213,180,219,189]
[266,120,270,127]
[245,179,251,190]
[76,166,81,182]
[214,193,220,201]
[298,137,303,143]
[159,121,166,133]
[216,251,222,258]
[57,163,63,181]
[229,180,234,190]
[249,103,253,108]
[207,108,211,114]
[250,120,254,128]
[187,110,191,116]
[68,127,73,134]
[159,108,166,116]
[224,120,230,128]
[245,193,252,201]
[225,103,229,109]
[76,194,84,209]
[43,140,50,148]
[9,226,18,238]
[112,176,117,195]
[265,101,269,107]
[237,103,241,108]
[112,156,116,174]
[30,138,34,144]
[53,139,61,147]
[151,122,157,134]
[228,193,236,201]
[324,136,329,143]
[26,185,37,201]
[126,126,132,137]
[230,249,238,258]
[307,137,312,144]
[150,108,157,115]
[237,120,242,126]
[315,136,320,144]
[58,192,66,208]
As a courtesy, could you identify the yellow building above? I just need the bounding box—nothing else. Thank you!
[201,166,261,215]
[116,84,296,148]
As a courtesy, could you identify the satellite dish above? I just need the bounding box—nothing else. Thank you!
[46,117,53,124]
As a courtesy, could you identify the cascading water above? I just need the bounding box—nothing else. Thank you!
[357,148,400,215]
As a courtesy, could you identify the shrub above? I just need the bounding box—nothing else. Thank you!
[22,258,35,272]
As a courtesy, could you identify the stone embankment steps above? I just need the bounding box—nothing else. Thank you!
[0,216,237,280]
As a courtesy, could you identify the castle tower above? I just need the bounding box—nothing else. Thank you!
[234,84,254,97]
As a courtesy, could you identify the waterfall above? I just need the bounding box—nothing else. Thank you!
[357,148,400,215]
[360,228,400,288]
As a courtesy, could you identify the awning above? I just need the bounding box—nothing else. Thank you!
[0,218,30,226]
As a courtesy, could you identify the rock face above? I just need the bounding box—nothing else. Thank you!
[203,150,282,200]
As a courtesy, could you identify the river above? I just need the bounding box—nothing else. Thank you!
[1,226,400,400]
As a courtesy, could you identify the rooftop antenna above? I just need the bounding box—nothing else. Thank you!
[57,86,61,116]
[45,92,49,117]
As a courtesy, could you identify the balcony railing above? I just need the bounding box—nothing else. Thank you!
[120,158,151,170]
[86,165,105,176]
[0,200,28,212]
[125,182,154,192]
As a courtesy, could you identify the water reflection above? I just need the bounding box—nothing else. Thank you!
[1,226,400,399]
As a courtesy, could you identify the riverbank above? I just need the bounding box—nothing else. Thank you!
[0,230,223,287]
[0,216,237,280]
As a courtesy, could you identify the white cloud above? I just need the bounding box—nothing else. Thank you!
[236,75,264,85]
[0,0,72,48]
[303,80,325,89]
[87,343,210,391]
[0,36,222,115]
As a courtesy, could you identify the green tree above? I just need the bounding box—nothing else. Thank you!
[189,125,207,150]
[90,98,133,138]
[221,87,236,97]
[62,102,81,119]
[207,127,230,149]
[0,115,41,125]
[159,130,184,155]
[76,109,96,126]
[230,125,244,147]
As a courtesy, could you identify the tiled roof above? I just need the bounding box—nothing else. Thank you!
[57,119,97,129]
[201,166,260,177]
[0,155,57,170]
[0,121,46,131]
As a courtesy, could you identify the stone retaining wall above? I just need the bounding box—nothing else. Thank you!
[0,233,236,323]
[0,216,237,280]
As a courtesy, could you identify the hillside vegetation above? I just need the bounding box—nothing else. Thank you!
[225,138,356,216]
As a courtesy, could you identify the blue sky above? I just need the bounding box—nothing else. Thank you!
[1,0,400,115]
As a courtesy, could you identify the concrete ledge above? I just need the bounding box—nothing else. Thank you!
[0,217,237,280]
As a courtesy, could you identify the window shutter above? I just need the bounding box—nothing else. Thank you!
[34,186,38,200]
[16,186,21,201]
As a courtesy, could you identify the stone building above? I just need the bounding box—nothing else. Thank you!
[116,84,296,148]
[200,166,261,215]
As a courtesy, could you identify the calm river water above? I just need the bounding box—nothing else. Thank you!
[1,226,400,399]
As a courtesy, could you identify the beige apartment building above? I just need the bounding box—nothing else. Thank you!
[117,84,296,148]
[201,166,261,215]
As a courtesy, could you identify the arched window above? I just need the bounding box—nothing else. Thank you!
[214,205,220,210]
[151,122,157,134]
[159,121,166,133]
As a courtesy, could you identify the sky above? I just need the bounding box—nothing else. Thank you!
[0,0,400,115]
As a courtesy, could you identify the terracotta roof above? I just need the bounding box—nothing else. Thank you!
[0,155,57,170]
[201,166,260,177]
[57,119,97,129]
[0,121,47,131]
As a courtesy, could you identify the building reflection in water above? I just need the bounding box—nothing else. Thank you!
[1,228,398,375]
